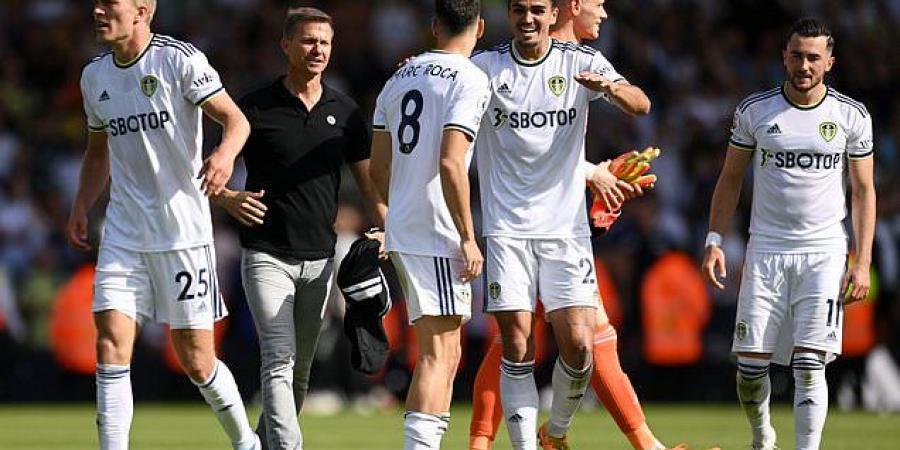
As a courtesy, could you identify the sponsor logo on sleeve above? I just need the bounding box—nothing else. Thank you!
[192,72,215,89]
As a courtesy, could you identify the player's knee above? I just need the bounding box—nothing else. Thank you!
[96,335,130,364]
[177,350,216,383]
[561,344,593,370]
[183,360,213,384]
[561,329,594,366]
[500,339,532,362]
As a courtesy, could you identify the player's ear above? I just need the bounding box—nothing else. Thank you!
[134,3,147,25]
[572,0,582,15]
[280,37,290,57]
[476,18,485,39]
[824,55,834,73]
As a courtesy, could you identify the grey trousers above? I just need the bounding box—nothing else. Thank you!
[241,248,333,450]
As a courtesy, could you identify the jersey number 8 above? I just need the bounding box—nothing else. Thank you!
[399,90,423,154]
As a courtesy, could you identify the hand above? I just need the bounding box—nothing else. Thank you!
[460,240,483,282]
[702,245,727,290]
[841,263,870,305]
[574,71,614,95]
[220,190,266,226]
[66,208,92,251]
[619,180,643,201]
[364,229,387,260]
[198,147,236,197]
[588,161,625,211]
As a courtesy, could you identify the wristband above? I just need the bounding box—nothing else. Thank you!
[705,231,723,248]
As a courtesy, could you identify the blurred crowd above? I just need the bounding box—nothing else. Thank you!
[1,0,899,411]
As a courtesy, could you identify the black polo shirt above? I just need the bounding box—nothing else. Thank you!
[237,77,371,260]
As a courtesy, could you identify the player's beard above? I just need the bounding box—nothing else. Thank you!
[789,73,822,93]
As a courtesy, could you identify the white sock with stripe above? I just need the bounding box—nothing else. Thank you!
[547,355,592,437]
[736,357,776,448]
[96,364,133,450]
[792,352,828,450]
[193,360,258,450]
[403,411,448,450]
[500,358,538,450]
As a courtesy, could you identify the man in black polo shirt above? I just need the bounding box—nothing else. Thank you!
[215,8,384,450]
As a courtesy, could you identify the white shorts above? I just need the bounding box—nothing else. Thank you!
[482,236,599,315]
[389,252,472,324]
[732,251,846,365]
[93,243,227,329]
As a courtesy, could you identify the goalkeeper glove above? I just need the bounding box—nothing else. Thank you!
[590,147,662,230]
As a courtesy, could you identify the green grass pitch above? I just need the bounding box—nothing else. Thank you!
[1,403,897,449]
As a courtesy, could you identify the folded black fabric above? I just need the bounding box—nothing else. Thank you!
[337,237,391,374]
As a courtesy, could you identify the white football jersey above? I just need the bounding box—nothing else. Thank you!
[80,34,225,252]
[472,39,624,238]
[374,51,490,258]
[730,85,874,253]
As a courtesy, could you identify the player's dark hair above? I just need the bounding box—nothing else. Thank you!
[435,0,482,35]
[507,0,559,9]
[283,7,333,40]
[785,18,835,51]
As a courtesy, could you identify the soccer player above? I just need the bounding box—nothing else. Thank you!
[470,1,651,449]
[213,8,385,450]
[702,19,875,450]
[67,1,259,449]
[468,3,697,449]
[369,1,490,448]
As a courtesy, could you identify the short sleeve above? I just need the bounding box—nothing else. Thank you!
[179,51,225,106]
[372,87,388,133]
[728,108,756,151]
[586,50,626,103]
[847,113,874,159]
[80,70,105,132]
[443,72,491,140]
[346,104,372,163]
[470,51,490,73]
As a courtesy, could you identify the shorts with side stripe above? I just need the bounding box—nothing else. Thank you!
[389,252,472,324]
[93,243,227,329]
[732,251,846,365]
[482,236,599,315]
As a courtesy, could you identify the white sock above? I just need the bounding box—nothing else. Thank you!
[500,358,538,450]
[792,352,828,450]
[403,411,448,450]
[736,357,775,448]
[96,364,133,450]
[193,360,258,450]
[547,356,592,437]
